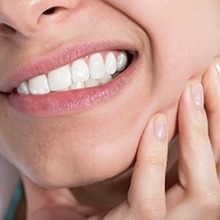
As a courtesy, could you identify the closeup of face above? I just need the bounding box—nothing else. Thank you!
[0,0,220,188]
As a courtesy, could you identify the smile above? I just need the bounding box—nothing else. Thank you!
[17,51,129,95]
[3,42,138,117]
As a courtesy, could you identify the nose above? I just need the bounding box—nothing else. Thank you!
[0,0,80,37]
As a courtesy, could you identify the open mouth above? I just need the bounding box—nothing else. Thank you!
[16,50,133,95]
[5,46,137,117]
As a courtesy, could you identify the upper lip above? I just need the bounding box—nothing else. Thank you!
[0,40,136,94]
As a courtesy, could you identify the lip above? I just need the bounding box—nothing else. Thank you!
[4,40,139,117]
[7,54,138,117]
[0,41,136,94]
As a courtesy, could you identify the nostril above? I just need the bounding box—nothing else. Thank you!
[43,7,59,15]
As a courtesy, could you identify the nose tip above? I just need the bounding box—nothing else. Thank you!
[0,0,80,37]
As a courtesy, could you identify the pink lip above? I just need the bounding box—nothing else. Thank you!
[3,40,138,117]
[1,41,135,93]
[7,54,138,117]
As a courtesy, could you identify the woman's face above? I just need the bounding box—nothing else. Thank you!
[0,0,219,188]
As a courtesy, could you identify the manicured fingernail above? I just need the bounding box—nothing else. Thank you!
[154,115,167,140]
[191,83,204,108]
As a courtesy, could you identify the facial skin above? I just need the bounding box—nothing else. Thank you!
[0,0,220,189]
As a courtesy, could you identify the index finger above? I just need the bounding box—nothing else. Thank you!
[128,114,168,219]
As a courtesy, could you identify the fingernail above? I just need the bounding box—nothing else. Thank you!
[154,115,167,141]
[215,61,220,75]
[191,83,204,108]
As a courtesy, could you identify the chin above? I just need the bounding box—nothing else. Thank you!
[16,130,140,189]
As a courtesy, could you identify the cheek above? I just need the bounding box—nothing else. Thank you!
[0,65,151,188]
[107,0,220,79]
[146,1,220,112]
[0,37,154,187]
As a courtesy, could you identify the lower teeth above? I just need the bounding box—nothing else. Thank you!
[16,51,133,95]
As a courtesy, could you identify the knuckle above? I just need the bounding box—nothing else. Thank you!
[145,156,167,170]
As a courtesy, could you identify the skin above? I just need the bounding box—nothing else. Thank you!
[0,0,220,219]
[20,67,220,219]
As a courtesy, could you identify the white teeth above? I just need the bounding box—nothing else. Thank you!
[28,75,50,95]
[17,51,130,95]
[84,79,99,88]
[89,53,105,80]
[105,52,117,75]
[48,65,72,91]
[98,74,113,85]
[69,82,85,90]
[17,81,30,95]
[116,51,128,72]
[71,59,90,82]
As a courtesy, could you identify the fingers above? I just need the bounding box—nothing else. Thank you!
[166,72,220,217]
[177,82,218,191]
[105,61,220,220]
[202,59,220,163]
[103,114,168,220]
[128,114,168,219]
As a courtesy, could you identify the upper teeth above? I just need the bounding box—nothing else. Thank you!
[17,51,128,95]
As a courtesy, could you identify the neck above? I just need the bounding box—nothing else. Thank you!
[71,168,133,210]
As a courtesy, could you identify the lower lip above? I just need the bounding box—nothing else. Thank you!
[7,56,138,117]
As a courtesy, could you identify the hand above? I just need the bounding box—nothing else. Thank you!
[22,59,220,220]
[95,59,220,220]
